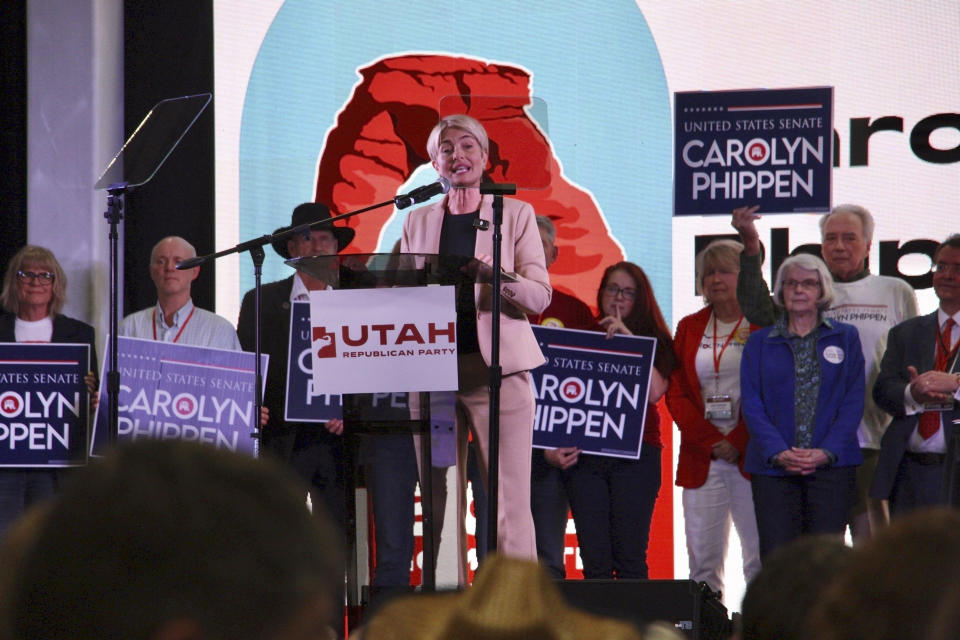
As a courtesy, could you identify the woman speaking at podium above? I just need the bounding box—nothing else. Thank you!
[401,114,551,583]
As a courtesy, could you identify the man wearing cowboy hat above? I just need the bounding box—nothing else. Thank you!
[237,202,355,530]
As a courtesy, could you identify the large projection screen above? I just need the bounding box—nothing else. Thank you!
[214,0,960,601]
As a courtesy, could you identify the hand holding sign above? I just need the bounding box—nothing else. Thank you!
[324,418,344,436]
[85,372,99,411]
[544,446,581,470]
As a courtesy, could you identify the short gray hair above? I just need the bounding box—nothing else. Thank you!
[819,204,874,246]
[773,253,835,310]
[150,236,197,263]
[425,114,490,163]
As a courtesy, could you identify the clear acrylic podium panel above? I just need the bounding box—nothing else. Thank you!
[285,252,479,290]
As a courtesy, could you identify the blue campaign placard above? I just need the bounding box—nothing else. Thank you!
[0,343,90,467]
[285,301,342,422]
[91,337,268,457]
[530,326,655,459]
[674,86,833,216]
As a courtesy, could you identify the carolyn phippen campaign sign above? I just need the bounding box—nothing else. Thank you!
[674,86,833,216]
[310,286,458,394]
[91,337,268,457]
[286,301,342,422]
[0,343,91,467]
[530,326,655,459]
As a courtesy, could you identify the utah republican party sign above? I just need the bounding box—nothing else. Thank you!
[310,287,459,394]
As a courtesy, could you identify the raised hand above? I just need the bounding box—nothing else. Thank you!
[731,205,762,256]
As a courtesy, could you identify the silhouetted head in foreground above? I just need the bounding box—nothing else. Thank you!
[9,439,343,640]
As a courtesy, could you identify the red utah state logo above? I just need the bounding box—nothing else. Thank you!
[313,326,337,358]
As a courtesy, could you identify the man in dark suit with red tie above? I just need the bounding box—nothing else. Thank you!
[872,234,960,515]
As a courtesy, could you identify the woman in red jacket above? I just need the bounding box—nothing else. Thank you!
[666,239,761,598]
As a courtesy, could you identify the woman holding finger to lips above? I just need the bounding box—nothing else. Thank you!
[562,261,676,579]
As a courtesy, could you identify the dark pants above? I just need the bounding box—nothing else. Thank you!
[531,449,568,579]
[0,469,59,536]
[751,466,857,558]
[363,434,418,587]
[563,446,661,579]
[889,454,946,518]
[289,426,346,532]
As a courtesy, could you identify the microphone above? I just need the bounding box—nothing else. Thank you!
[176,256,205,270]
[394,176,451,209]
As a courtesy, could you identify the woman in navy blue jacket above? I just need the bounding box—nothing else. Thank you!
[0,245,98,537]
[740,253,864,557]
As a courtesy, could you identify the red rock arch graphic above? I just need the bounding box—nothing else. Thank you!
[313,54,623,309]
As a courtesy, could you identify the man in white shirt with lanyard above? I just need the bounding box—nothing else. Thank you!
[120,236,241,350]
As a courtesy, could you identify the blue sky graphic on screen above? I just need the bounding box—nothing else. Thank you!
[237,1,673,322]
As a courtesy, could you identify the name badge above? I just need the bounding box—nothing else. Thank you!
[923,401,954,413]
[705,394,734,420]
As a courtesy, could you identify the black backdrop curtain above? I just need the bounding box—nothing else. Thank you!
[0,0,28,277]
[122,1,217,318]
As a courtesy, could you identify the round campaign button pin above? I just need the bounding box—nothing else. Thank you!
[822,346,844,364]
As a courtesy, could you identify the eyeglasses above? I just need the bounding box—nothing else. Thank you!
[782,278,820,290]
[933,262,960,275]
[603,284,637,300]
[16,270,55,285]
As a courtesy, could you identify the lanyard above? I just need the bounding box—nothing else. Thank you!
[712,313,745,376]
[154,306,195,343]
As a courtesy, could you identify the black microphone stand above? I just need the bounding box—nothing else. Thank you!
[177,233,276,449]
[478,182,516,554]
[103,184,126,445]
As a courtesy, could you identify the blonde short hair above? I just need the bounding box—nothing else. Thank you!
[425,114,490,163]
[694,239,744,302]
[0,245,68,316]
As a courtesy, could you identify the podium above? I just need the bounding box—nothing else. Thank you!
[286,252,473,629]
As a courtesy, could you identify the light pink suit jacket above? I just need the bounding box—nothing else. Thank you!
[401,194,551,374]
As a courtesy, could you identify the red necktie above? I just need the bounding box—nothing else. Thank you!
[918,318,956,439]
